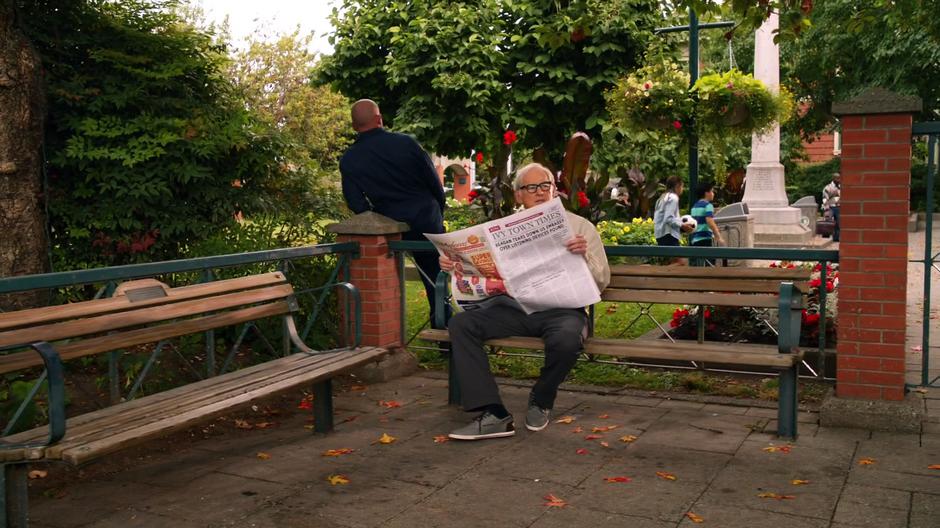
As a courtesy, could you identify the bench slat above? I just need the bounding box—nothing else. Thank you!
[610,264,811,280]
[0,272,288,332]
[417,329,799,369]
[0,302,291,375]
[0,283,295,349]
[56,348,387,465]
[607,276,809,294]
[601,289,784,308]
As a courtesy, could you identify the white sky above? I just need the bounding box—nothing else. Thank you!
[196,0,337,56]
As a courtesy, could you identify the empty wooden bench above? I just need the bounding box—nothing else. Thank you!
[0,272,387,527]
[420,264,810,439]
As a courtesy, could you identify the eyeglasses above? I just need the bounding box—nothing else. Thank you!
[519,182,554,194]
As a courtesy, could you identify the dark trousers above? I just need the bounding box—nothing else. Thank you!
[830,207,840,242]
[691,238,714,267]
[403,231,444,326]
[448,304,587,412]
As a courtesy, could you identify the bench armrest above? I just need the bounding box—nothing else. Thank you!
[777,281,803,355]
[434,271,450,329]
[288,281,362,353]
[1,342,66,450]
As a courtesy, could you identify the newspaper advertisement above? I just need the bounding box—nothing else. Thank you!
[425,198,600,314]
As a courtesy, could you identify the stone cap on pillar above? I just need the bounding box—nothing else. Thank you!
[327,211,410,236]
[832,87,922,116]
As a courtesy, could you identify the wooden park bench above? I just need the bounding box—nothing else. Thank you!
[419,264,810,439]
[0,272,387,526]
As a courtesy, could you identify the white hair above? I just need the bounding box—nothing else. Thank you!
[513,163,553,190]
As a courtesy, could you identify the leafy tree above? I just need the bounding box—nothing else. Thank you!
[317,0,661,209]
[18,0,286,268]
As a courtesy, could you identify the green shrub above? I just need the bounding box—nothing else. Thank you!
[785,157,841,207]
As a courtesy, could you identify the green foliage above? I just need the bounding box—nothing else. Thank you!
[785,157,841,207]
[606,60,694,134]
[443,198,487,233]
[693,69,793,137]
[597,218,657,247]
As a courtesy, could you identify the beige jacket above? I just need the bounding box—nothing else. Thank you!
[567,212,611,292]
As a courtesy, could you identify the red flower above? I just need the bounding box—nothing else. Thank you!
[467,190,480,202]
[826,281,834,292]
[577,191,590,208]
[475,152,484,164]
[809,278,821,289]
[703,309,711,319]
[672,120,682,130]
[769,262,777,268]
[503,130,518,145]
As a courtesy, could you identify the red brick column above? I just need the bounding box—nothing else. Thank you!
[328,213,408,349]
[832,89,922,401]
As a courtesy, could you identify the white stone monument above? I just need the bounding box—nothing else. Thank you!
[741,13,813,247]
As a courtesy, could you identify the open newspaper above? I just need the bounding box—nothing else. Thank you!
[425,198,601,314]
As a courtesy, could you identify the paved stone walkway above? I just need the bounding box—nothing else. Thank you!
[25,371,940,528]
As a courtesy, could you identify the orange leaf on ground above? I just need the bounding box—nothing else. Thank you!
[433,435,449,444]
[554,416,575,424]
[603,476,632,483]
[378,400,401,408]
[592,425,619,433]
[327,474,350,486]
[571,426,584,433]
[791,479,811,485]
[584,435,603,440]
[685,512,704,523]
[377,433,397,444]
[256,452,271,460]
[763,445,792,454]
[600,441,610,448]
[349,385,368,391]
[858,457,876,465]
[928,464,940,470]
[758,492,796,500]
[576,448,589,455]
[234,419,253,430]
[322,448,354,457]
[619,435,638,443]
[598,414,610,419]
[655,471,677,481]
[254,422,276,429]
[543,494,568,508]
[606,305,618,314]
[27,470,47,479]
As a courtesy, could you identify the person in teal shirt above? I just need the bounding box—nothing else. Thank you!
[690,182,724,266]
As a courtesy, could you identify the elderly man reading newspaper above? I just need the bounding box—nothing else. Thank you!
[433,163,610,440]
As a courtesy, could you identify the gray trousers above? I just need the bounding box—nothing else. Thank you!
[448,304,588,412]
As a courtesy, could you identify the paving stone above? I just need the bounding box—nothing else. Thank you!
[28,480,167,528]
[839,483,911,510]
[86,509,208,528]
[910,491,940,528]
[847,467,940,494]
[613,394,666,408]
[702,403,750,415]
[528,507,673,527]
[831,497,909,527]
[657,399,706,411]
[634,410,754,454]
[676,503,829,527]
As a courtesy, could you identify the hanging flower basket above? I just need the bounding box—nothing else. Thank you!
[692,69,793,136]
[606,61,694,135]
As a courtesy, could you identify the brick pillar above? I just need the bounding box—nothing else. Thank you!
[832,88,922,401]
[327,212,408,349]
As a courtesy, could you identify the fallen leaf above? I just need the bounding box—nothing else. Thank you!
[554,416,575,424]
[303,424,314,430]
[592,425,619,433]
[327,474,350,486]
[791,479,811,485]
[858,457,876,466]
[763,445,792,454]
[234,419,253,430]
[433,435,449,444]
[571,426,584,433]
[256,452,271,460]
[655,471,677,481]
[297,400,313,410]
[928,464,940,470]
[584,434,603,440]
[599,441,610,448]
[543,494,567,508]
[350,385,368,391]
[322,448,354,457]
[28,470,47,479]
[377,433,397,444]
[911,345,923,352]
[254,422,276,429]
[606,305,618,314]
[758,492,796,500]
[576,448,589,455]
[685,512,705,523]
[598,413,610,419]
[603,476,631,483]
[378,400,401,408]
[619,435,638,443]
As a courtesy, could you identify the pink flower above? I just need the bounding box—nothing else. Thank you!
[726,82,734,90]
[643,81,652,90]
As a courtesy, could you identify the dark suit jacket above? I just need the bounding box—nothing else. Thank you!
[339,128,446,236]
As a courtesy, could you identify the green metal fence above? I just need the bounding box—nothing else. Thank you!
[912,121,939,388]
[0,243,360,436]
[391,240,839,379]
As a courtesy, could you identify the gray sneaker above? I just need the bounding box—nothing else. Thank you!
[525,404,551,431]
[448,412,515,440]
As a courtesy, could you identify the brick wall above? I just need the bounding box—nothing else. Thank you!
[835,113,912,401]
[335,232,403,349]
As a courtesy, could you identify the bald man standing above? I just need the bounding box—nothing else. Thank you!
[339,99,446,323]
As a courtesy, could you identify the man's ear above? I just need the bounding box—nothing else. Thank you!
[514,189,523,203]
